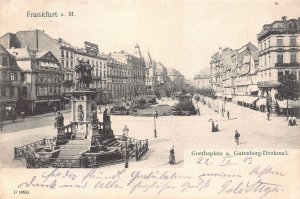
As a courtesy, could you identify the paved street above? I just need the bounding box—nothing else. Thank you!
[0,99,299,168]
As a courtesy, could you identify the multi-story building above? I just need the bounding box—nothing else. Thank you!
[118,44,146,97]
[0,44,22,119]
[0,30,108,107]
[231,43,259,106]
[7,48,63,115]
[107,57,127,99]
[210,47,232,97]
[257,16,300,113]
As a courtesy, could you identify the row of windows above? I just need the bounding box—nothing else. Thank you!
[61,50,74,59]
[0,71,18,81]
[61,59,74,69]
[278,70,300,81]
[37,74,61,83]
[260,52,298,67]
[0,85,15,97]
[260,37,297,51]
[37,86,61,96]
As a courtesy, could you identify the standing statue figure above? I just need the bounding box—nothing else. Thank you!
[84,60,94,88]
[74,59,94,89]
[77,105,84,121]
[103,108,110,123]
[90,111,99,128]
[55,111,64,128]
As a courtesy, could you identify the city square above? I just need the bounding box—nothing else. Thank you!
[1,1,300,198]
[1,97,299,168]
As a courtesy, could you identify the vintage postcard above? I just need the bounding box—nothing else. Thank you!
[0,0,300,198]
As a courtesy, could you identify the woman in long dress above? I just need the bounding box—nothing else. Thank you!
[169,146,175,164]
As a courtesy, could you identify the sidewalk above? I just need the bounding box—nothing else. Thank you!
[27,109,71,118]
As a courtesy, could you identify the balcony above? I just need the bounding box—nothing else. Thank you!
[275,63,300,67]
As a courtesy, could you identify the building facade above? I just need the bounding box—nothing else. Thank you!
[0,30,108,107]
[257,16,300,113]
[0,44,22,119]
[7,48,63,115]
[107,57,127,99]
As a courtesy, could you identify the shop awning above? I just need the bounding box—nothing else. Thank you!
[277,100,300,109]
[256,98,267,107]
[243,96,259,104]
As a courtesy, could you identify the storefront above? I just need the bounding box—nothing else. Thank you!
[277,100,300,116]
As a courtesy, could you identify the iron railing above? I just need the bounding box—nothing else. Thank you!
[114,135,149,161]
[14,138,56,159]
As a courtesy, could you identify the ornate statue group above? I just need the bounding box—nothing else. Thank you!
[74,59,94,89]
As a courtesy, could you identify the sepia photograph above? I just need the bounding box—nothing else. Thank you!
[0,0,300,198]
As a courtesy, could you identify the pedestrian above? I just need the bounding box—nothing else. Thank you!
[267,112,270,121]
[11,112,16,123]
[235,130,240,145]
[215,120,219,132]
[197,108,200,116]
[169,146,175,165]
[211,121,215,132]
[155,111,158,119]
[288,116,293,126]
[292,116,297,126]
[227,111,230,119]
[21,112,25,120]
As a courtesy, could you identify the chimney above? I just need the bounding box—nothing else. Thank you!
[282,16,287,22]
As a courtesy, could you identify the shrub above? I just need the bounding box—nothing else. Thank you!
[130,98,149,110]
[174,101,196,114]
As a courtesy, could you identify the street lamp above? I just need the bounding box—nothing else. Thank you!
[153,110,157,138]
[122,125,129,168]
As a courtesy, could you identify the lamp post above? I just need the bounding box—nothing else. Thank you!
[122,125,129,168]
[153,110,157,138]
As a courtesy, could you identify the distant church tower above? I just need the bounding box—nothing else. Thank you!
[134,43,142,58]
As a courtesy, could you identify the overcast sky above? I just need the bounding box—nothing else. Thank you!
[1,0,299,79]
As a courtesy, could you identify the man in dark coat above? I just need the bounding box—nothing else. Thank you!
[235,130,240,145]
[227,111,230,119]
